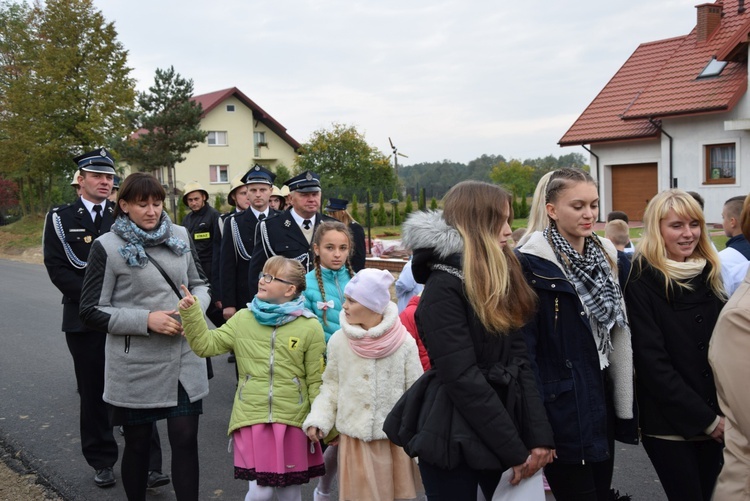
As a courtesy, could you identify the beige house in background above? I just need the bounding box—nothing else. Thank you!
[126,87,300,202]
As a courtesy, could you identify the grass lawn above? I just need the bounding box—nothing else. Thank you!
[0,214,45,253]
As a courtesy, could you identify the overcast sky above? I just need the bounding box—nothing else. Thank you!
[93,0,700,165]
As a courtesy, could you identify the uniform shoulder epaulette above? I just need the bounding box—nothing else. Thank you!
[51,203,73,213]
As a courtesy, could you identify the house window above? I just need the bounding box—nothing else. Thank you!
[704,143,736,184]
[254,131,267,157]
[207,131,228,146]
[209,165,229,184]
[698,57,727,79]
[226,104,235,112]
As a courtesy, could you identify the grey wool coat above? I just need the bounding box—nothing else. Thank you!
[80,224,210,408]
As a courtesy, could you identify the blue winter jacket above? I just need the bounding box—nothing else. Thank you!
[303,266,352,343]
[516,232,636,464]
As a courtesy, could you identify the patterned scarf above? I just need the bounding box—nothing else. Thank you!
[249,296,316,327]
[545,223,627,368]
[111,212,189,268]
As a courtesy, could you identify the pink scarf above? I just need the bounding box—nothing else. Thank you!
[341,303,408,359]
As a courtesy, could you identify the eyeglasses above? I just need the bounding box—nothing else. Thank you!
[258,272,294,285]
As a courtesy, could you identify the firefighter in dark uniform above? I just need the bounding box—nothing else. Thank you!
[181,181,221,282]
[180,181,221,377]
[210,172,252,324]
[43,148,169,490]
[247,170,336,297]
[219,165,280,321]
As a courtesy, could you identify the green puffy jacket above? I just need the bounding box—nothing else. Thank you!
[181,299,326,434]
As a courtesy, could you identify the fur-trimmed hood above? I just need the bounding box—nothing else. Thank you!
[401,210,463,259]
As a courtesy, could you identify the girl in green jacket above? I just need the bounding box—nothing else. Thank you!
[179,256,327,501]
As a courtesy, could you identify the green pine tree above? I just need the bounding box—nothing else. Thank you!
[430,197,438,210]
[177,199,186,224]
[214,194,223,212]
[377,192,388,226]
[118,66,207,220]
[403,195,413,219]
[419,189,426,211]
[351,193,360,222]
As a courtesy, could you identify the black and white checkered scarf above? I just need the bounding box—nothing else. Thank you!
[545,223,627,368]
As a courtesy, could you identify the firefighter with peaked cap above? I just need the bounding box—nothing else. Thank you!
[247,170,337,298]
[219,165,280,320]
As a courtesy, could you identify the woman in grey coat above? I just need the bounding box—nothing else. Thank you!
[80,173,210,501]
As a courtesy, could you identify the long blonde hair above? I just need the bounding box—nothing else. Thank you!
[518,171,555,246]
[442,181,536,333]
[634,189,724,298]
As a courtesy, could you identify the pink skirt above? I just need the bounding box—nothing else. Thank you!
[233,423,325,487]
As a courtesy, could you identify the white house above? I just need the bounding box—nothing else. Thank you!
[560,0,750,222]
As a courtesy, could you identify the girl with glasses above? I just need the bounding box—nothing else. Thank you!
[179,256,327,501]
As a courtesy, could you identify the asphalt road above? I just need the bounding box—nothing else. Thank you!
[0,258,667,500]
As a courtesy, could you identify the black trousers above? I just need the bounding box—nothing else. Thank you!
[419,461,501,500]
[65,331,163,471]
[642,436,723,501]
[66,330,118,469]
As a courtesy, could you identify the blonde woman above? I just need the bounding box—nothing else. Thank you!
[387,181,554,500]
[516,167,635,501]
[625,189,726,501]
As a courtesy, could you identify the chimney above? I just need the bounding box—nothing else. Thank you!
[696,3,722,42]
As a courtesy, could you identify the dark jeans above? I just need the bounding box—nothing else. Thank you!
[544,459,614,501]
[419,461,501,500]
[545,377,616,501]
[642,436,723,501]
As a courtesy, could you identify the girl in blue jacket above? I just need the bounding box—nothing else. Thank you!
[304,221,355,343]
[516,168,634,501]
[302,221,354,501]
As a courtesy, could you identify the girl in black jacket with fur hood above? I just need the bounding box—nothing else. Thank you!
[392,181,555,500]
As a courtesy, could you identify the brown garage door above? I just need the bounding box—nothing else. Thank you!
[611,163,658,221]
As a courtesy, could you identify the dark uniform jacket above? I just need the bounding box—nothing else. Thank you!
[349,221,367,272]
[220,208,279,310]
[625,260,725,438]
[181,204,220,282]
[43,198,115,332]
[211,210,235,303]
[247,211,336,298]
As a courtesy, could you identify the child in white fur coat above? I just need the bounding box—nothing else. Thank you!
[303,268,424,501]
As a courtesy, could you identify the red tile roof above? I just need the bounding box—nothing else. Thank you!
[131,87,300,150]
[193,87,300,150]
[560,0,749,147]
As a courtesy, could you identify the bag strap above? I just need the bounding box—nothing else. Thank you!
[145,252,182,300]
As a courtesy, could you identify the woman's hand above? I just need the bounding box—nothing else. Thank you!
[179,284,195,310]
[148,310,182,336]
[523,447,555,478]
[306,427,325,443]
[509,463,526,486]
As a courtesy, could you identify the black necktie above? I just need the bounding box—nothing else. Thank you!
[258,213,266,221]
[303,219,311,230]
[93,204,102,233]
